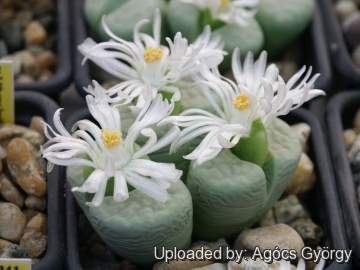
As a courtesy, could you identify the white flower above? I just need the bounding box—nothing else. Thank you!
[159,48,325,166]
[40,80,182,207]
[231,48,326,126]
[179,0,260,27]
[159,65,256,166]
[78,9,225,110]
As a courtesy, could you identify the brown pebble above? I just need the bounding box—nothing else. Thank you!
[284,153,316,197]
[29,116,45,136]
[20,231,47,258]
[344,129,358,150]
[0,173,25,208]
[24,21,47,45]
[35,50,57,70]
[25,195,46,211]
[24,212,47,235]
[7,138,47,197]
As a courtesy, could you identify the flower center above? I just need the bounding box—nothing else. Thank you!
[219,0,229,7]
[101,129,122,149]
[233,94,251,111]
[143,47,163,63]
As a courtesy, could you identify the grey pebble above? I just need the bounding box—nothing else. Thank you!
[0,244,30,258]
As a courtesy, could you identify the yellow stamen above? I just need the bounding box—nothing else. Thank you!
[143,47,163,63]
[220,0,229,7]
[101,129,122,149]
[233,94,251,111]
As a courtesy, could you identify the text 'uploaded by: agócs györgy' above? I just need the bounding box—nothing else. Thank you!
[154,246,353,264]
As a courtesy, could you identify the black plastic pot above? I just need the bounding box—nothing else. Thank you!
[64,107,350,269]
[318,0,360,87]
[72,0,332,98]
[14,91,66,270]
[14,0,73,97]
[325,90,360,267]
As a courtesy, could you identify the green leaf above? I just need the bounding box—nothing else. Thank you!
[255,0,315,59]
[186,118,301,241]
[68,165,193,266]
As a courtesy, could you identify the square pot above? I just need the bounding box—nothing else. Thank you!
[325,90,360,267]
[12,0,73,97]
[318,0,360,87]
[9,91,66,269]
[64,107,350,269]
[71,0,333,99]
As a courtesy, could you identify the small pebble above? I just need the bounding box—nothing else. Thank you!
[344,128,358,150]
[24,212,47,235]
[0,9,15,24]
[24,21,47,45]
[0,173,25,208]
[19,231,47,258]
[288,218,323,246]
[228,259,268,270]
[273,195,309,224]
[25,195,46,211]
[0,202,26,242]
[233,224,305,256]
[29,116,46,136]
[335,0,359,22]
[291,123,311,153]
[7,138,47,197]
[348,135,360,162]
[0,244,29,258]
[283,152,316,197]
[35,50,57,70]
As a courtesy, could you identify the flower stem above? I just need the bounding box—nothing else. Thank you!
[230,118,268,167]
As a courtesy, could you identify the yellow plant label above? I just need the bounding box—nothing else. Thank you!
[0,259,32,270]
[0,60,14,124]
